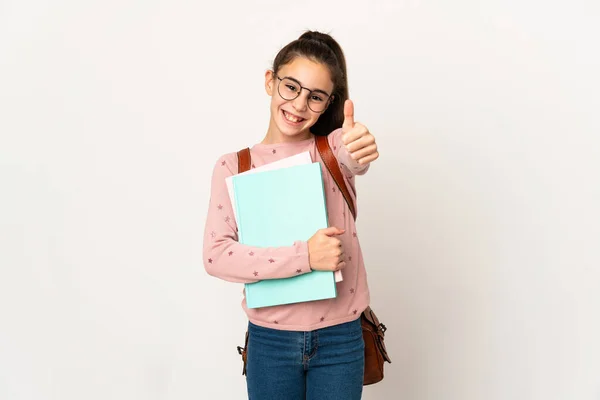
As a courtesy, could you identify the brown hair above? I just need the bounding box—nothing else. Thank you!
[271,30,349,136]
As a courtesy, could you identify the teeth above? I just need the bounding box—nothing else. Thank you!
[284,110,302,123]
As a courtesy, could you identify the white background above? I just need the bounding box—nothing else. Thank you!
[1,1,599,399]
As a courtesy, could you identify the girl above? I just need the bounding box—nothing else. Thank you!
[203,30,379,400]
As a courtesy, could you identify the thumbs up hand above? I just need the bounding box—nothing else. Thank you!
[341,99,379,166]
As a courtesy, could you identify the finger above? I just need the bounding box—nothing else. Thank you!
[346,130,374,152]
[343,123,369,146]
[350,143,378,161]
[342,99,355,133]
[322,226,345,236]
[333,249,344,260]
[358,151,380,165]
[335,261,347,271]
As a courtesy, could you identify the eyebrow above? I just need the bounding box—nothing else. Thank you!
[283,75,331,97]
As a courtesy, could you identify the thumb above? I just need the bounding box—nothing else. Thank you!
[322,226,345,236]
[342,99,355,133]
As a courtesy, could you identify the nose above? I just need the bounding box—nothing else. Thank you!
[292,89,309,113]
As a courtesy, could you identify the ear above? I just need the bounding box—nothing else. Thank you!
[265,70,275,96]
[324,95,335,111]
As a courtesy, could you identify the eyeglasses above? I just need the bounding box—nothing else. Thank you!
[275,75,333,113]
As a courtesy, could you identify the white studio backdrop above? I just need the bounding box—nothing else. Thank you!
[1,1,599,399]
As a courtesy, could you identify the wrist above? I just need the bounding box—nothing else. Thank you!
[299,239,314,272]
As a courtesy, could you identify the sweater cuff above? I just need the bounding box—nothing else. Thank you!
[294,240,312,273]
[338,146,370,175]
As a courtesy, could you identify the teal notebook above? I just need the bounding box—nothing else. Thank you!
[231,162,337,309]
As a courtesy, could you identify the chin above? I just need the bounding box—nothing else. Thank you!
[281,126,313,140]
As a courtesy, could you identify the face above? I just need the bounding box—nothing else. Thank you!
[265,57,334,141]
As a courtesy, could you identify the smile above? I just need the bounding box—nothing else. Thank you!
[282,110,305,123]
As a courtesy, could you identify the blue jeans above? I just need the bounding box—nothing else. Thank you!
[246,318,365,400]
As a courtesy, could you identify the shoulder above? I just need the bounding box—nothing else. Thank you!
[210,151,241,177]
[326,127,344,150]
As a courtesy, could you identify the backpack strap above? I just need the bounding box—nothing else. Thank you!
[235,147,251,376]
[237,147,251,174]
[315,135,357,221]
[236,135,357,220]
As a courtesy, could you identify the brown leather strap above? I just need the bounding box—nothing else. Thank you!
[237,148,251,173]
[315,135,357,220]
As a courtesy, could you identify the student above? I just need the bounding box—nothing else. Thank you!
[203,30,379,400]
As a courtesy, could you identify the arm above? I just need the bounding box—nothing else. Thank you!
[202,154,312,284]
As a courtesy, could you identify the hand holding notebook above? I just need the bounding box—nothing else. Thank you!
[307,226,347,272]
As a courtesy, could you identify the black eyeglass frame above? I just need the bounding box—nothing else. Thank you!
[274,74,334,114]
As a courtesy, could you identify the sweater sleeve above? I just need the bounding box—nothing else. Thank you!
[328,128,371,177]
[202,153,312,284]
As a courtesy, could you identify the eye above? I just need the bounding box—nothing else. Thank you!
[311,95,324,102]
[286,84,298,92]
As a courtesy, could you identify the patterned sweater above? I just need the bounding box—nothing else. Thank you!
[203,128,371,331]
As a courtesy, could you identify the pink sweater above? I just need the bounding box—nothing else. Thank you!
[203,128,371,331]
